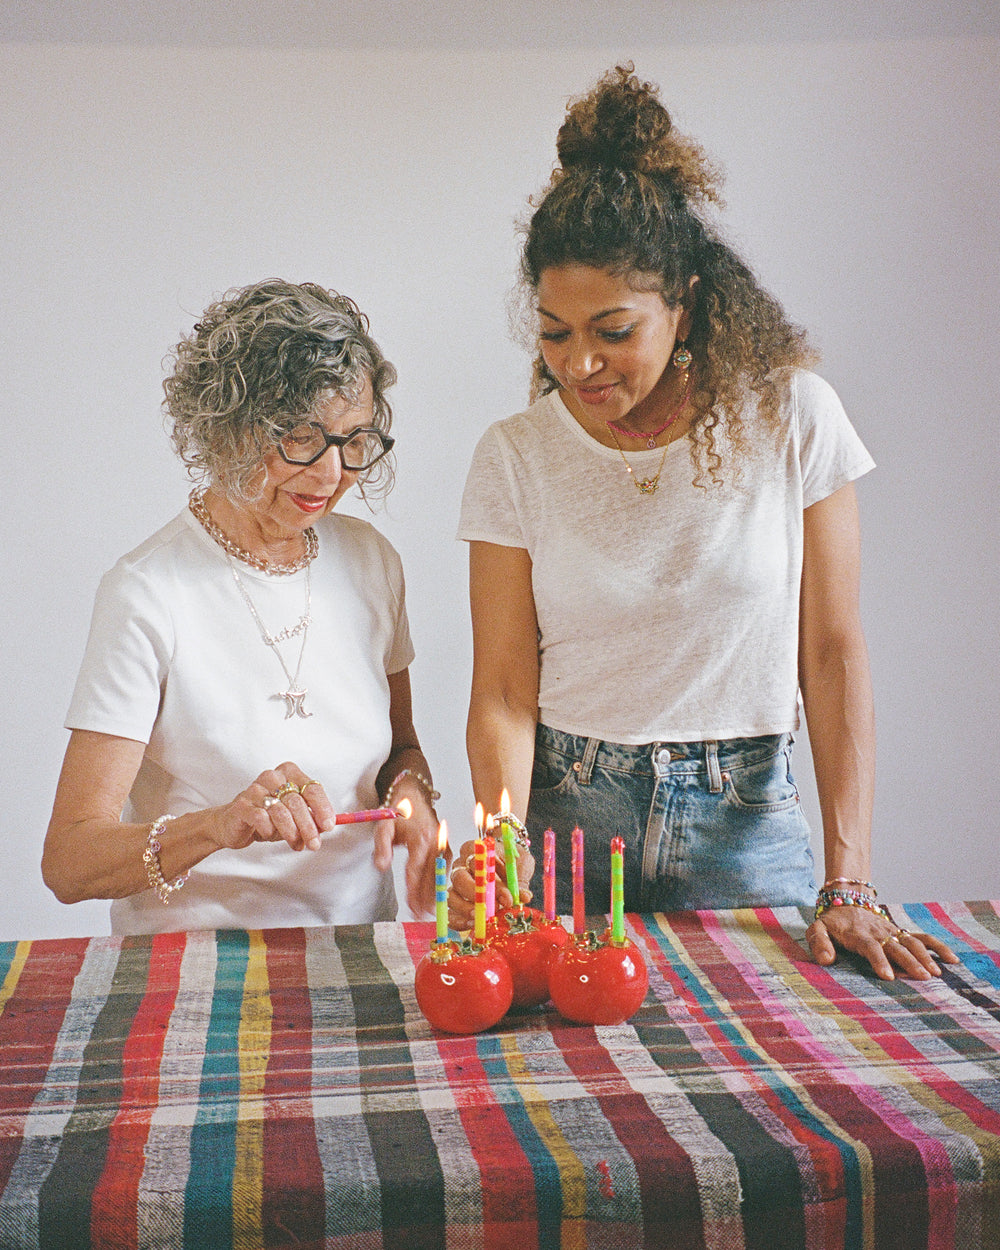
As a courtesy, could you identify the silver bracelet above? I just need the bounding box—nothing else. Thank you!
[490,810,530,850]
[383,768,440,807]
[142,815,189,904]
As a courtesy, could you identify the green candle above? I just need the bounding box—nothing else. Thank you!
[501,819,520,907]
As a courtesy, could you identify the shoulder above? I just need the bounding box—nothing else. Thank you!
[99,509,203,598]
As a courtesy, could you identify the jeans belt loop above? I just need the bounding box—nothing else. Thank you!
[575,737,600,786]
[705,740,723,793]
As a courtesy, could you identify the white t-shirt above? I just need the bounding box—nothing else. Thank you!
[458,369,874,745]
[66,507,414,934]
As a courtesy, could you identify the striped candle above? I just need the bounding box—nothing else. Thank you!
[435,823,449,944]
[473,838,487,942]
[485,832,496,919]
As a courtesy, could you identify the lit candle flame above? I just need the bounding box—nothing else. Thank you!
[396,797,413,819]
[475,802,484,835]
[437,821,449,855]
[500,788,511,814]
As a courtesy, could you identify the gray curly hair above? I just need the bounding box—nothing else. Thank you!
[164,279,397,502]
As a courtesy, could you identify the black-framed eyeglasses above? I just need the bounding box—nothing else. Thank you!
[276,423,395,471]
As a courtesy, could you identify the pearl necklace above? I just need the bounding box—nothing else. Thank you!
[188,489,317,575]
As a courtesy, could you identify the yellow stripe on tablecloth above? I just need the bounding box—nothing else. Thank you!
[233,929,272,1250]
[499,1033,589,1249]
[0,941,31,1016]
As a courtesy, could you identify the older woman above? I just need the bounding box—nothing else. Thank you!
[43,279,442,934]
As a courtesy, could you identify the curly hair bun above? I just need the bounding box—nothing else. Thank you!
[556,64,720,203]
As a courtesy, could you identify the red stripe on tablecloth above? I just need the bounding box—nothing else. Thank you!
[549,1018,709,1250]
[0,938,89,1192]
[403,928,542,1247]
[89,931,187,1249]
[261,928,326,1246]
[435,1032,542,1249]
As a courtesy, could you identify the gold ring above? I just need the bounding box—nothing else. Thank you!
[880,931,897,947]
[300,779,320,791]
[273,781,301,801]
[895,928,912,940]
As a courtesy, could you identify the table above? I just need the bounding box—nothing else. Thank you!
[1,904,999,1250]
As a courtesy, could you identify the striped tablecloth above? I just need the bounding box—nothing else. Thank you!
[1,903,999,1250]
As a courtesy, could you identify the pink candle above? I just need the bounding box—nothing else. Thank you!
[334,797,411,825]
[543,829,556,922]
[485,834,496,919]
[572,826,585,934]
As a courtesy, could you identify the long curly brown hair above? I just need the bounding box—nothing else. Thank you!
[521,65,817,483]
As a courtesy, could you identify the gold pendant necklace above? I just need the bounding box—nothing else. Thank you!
[608,428,671,495]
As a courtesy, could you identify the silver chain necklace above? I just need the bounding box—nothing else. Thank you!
[227,556,314,719]
[190,489,318,575]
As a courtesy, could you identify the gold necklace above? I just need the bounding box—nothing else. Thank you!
[607,428,671,495]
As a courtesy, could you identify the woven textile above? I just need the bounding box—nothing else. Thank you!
[1,904,999,1250]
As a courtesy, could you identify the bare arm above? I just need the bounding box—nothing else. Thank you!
[800,484,956,977]
[449,541,539,928]
[371,667,441,917]
[42,729,336,905]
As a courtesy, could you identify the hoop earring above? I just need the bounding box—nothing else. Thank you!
[672,341,692,370]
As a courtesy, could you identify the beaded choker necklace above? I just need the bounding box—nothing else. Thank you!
[188,488,317,575]
[606,374,692,449]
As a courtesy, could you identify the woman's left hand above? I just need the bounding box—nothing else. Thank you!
[806,906,960,981]
[372,789,443,918]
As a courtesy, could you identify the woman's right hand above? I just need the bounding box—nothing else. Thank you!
[447,837,536,932]
[213,763,336,854]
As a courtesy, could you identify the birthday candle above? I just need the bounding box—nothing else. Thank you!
[334,798,411,825]
[501,818,520,907]
[435,822,449,944]
[473,837,487,942]
[543,828,556,922]
[485,829,496,919]
[572,826,585,934]
[610,835,625,943]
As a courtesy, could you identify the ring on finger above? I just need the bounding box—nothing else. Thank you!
[300,779,320,792]
[263,796,280,810]
[272,781,301,801]
[880,928,903,947]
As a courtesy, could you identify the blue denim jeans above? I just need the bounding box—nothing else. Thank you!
[526,724,815,914]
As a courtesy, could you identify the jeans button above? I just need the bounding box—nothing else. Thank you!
[655,747,672,766]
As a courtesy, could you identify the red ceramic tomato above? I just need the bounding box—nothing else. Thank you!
[414,941,514,1034]
[548,930,649,1025]
[487,907,570,1008]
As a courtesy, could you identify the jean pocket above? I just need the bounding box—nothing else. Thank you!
[530,745,578,795]
[722,749,801,813]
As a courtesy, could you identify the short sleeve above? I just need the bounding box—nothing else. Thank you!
[368,528,415,676]
[65,563,173,743]
[795,371,875,508]
[457,425,529,548]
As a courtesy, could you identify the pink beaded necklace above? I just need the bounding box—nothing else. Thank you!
[606,374,693,449]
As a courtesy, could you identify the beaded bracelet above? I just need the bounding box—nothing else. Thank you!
[815,886,892,923]
[490,810,531,851]
[821,876,876,894]
[384,768,441,808]
[142,815,190,905]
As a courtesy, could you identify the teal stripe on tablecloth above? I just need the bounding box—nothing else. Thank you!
[476,1032,563,1250]
[183,929,250,1250]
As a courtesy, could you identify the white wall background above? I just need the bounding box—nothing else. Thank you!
[2,2,998,940]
